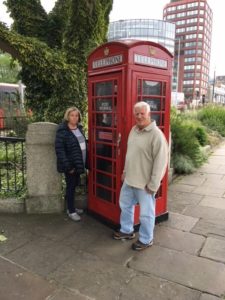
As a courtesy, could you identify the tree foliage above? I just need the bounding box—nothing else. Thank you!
[0,0,113,122]
[0,52,20,83]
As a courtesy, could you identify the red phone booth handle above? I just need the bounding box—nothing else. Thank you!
[117,133,121,156]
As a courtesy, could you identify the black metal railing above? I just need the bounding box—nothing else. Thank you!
[0,116,29,138]
[0,136,26,195]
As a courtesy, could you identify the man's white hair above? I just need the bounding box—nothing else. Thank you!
[133,101,151,113]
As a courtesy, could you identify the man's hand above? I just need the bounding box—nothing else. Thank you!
[145,185,154,195]
[69,169,75,174]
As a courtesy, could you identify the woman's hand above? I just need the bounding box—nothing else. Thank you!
[69,169,75,174]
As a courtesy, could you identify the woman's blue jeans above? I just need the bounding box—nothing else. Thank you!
[65,172,80,214]
[119,182,156,244]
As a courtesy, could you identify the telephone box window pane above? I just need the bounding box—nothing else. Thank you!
[96,172,112,188]
[96,98,112,112]
[151,114,160,126]
[96,114,112,127]
[143,98,161,111]
[143,81,161,95]
[96,82,113,96]
[96,158,112,173]
[138,79,141,95]
[96,187,112,202]
[162,82,166,96]
[96,143,112,158]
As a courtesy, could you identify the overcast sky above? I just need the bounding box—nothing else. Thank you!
[0,0,223,77]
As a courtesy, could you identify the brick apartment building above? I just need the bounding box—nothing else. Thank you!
[163,0,212,101]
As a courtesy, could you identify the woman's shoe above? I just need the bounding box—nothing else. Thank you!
[68,212,81,222]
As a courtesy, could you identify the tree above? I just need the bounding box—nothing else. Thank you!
[0,52,21,83]
[0,0,113,122]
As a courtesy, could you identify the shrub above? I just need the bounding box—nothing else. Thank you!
[172,153,195,174]
[170,108,207,174]
[198,105,225,137]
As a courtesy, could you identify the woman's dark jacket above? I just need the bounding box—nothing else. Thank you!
[55,122,88,174]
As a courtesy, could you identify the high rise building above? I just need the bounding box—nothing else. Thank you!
[164,0,213,101]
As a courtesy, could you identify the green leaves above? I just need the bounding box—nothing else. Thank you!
[0,0,113,123]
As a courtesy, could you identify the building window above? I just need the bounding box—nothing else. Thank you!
[187,10,198,16]
[184,49,196,55]
[167,14,176,20]
[177,4,186,10]
[185,57,196,63]
[183,80,194,85]
[186,34,197,39]
[185,41,197,47]
[176,20,186,25]
[177,12,186,18]
[184,65,195,70]
[184,73,194,78]
[187,2,199,8]
[186,26,197,32]
[186,18,198,24]
[176,28,185,33]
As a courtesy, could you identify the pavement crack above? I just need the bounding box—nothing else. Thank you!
[124,255,134,268]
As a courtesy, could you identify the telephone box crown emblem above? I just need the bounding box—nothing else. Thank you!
[104,47,109,56]
[149,46,156,56]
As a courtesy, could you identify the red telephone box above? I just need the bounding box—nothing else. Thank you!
[87,40,173,227]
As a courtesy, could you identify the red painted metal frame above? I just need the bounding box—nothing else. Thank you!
[88,40,173,226]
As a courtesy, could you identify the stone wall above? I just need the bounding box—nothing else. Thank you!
[26,122,63,213]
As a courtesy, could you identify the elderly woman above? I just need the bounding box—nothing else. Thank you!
[55,107,88,221]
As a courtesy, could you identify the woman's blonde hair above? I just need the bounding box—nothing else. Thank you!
[64,107,81,123]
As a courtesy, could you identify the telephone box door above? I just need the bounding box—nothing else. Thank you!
[88,72,123,224]
[133,72,171,219]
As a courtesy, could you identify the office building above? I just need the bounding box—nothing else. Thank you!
[108,19,175,54]
[164,0,213,100]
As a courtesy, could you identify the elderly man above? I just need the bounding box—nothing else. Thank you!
[113,101,168,251]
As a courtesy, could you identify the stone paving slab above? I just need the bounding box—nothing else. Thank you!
[199,196,225,210]
[183,205,225,221]
[191,218,225,238]
[154,226,205,255]
[50,289,93,300]
[168,183,196,193]
[200,237,225,264]
[168,192,203,213]
[129,245,225,296]
[48,251,136,300]
[0,256,56,300]
[201,179,225,189]
[197,166,225,175]
[192,186,225,197]
[200,294,223,300]
[195,173,224,181]
[5,236,76,277]
[120,274,201,300]
[176,175,206,186]
[161,212,199,232]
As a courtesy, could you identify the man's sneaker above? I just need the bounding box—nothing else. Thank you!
[75,208,84,215]
[132,239,153,251]
[113,231,135,240]
[68,212,81,222]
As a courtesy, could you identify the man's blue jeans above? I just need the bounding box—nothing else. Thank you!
[119,182,156,244]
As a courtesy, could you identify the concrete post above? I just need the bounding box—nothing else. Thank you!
[26,122,63,213]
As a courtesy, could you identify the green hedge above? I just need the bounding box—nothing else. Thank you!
[198,105,225,137]
[170,108,208,174]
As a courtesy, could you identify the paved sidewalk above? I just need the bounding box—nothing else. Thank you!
[1,142,225,300]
